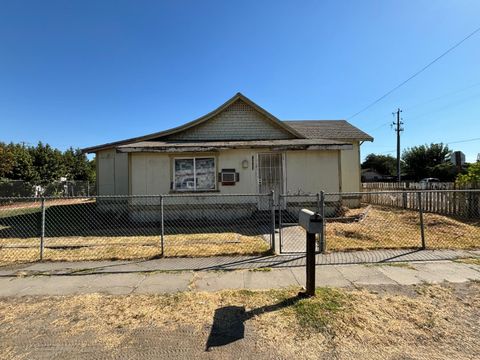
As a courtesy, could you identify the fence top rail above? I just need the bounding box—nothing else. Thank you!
[1,189,479,201]
[327,189,480,196]
[279,194,319,198]
[0,193,273,201]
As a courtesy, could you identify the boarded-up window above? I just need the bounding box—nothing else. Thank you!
[174,157,216,191]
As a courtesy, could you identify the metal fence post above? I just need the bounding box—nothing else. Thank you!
[40,197,46,260]
[417,192,426,249]
[270,190,276,253]
[278,194,283,254]
[319,191,326,253]
[160,195,165,256]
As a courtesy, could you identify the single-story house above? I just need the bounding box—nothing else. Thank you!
[83,93,373,216]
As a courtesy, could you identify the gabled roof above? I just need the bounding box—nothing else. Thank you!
[284,120,373,141]
[82,93,304,153]
[82,94,374,153]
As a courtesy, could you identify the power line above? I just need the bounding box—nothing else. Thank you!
[364,81,480,132]
[407,91,480,121]
[348,25,480,120]
[403,81,480,112]
[370,137,480,155]
[446,137,480,145]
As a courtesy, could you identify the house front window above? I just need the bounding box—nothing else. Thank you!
[174,157,216,191]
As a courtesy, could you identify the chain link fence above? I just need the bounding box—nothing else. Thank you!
[279,190,480,253]
[0,194,273,264]
[0,180,95,198]
[0,190,479,265]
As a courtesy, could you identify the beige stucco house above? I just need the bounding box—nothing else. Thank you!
[83,93,373,205]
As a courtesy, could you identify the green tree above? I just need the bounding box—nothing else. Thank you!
[63,147,91,180]
[30,142,65,184]
[7,143,37,182]
[361,154,397,176]
[87,157,96,183]
[456,162,480,188]
[0,142,14,179]
[402,143,453,181]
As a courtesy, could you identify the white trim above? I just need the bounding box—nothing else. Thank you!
[173,156,217,192]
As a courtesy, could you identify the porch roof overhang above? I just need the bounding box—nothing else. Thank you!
[116,139,353,153]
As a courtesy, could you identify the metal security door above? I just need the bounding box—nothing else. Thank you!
[257,153,284,210]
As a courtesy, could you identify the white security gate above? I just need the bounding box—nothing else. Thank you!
[257,153,284,210]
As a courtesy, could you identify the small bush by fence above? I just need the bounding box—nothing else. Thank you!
[0,190,479,264]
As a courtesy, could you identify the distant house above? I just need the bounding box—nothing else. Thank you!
[361,168,392,182]
[83,93,373,212]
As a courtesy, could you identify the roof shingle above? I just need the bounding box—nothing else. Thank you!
[284,120,373,141]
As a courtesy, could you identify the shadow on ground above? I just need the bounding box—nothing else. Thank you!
[206,296,301,351]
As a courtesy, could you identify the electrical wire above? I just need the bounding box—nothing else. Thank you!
[348,25,480,119]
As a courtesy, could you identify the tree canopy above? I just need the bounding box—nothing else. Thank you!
[456,162,480,188]
[401,143,458,181]
[361,154,397,176]
[0,142,95,184]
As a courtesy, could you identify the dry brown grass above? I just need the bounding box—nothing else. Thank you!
[1,204,478,266]
[456,257,480,266]
[0,283,479,359]
[0,233,269,265]
[326,205,480,251]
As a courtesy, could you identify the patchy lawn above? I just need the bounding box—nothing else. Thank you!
[1,201,479,265]
[0,282,479,359]
[326,205,480,251]
[0,199,271,264]
[0,233,270,265]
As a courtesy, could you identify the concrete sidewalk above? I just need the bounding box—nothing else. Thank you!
[1,258,479,297]
[1,248,479,277]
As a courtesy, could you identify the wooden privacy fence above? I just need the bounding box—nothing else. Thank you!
[361,189,480,218]
[362,182,457,190]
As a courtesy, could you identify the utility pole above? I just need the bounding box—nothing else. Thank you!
[392,109,404,182]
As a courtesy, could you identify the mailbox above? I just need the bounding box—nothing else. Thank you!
[298,208,323,234]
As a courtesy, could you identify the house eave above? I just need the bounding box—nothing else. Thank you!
[117,144,353,153]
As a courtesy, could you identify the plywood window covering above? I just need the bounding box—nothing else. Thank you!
[174,157,216,191]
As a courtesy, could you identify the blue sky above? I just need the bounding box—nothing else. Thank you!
[1,0,479,161]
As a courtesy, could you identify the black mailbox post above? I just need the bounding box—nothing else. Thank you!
[298,209,323,297]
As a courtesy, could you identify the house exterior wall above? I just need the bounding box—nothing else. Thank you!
[130,153,171,195]
[128,149,341,196]
[96,149,128,195]
[285,150,340,194]
[98,146,362,197]
[340,141,361,193]
[164,100,294,141]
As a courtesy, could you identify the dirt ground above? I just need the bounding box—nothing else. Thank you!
[326,205,480,251]
[1,282,479,360]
